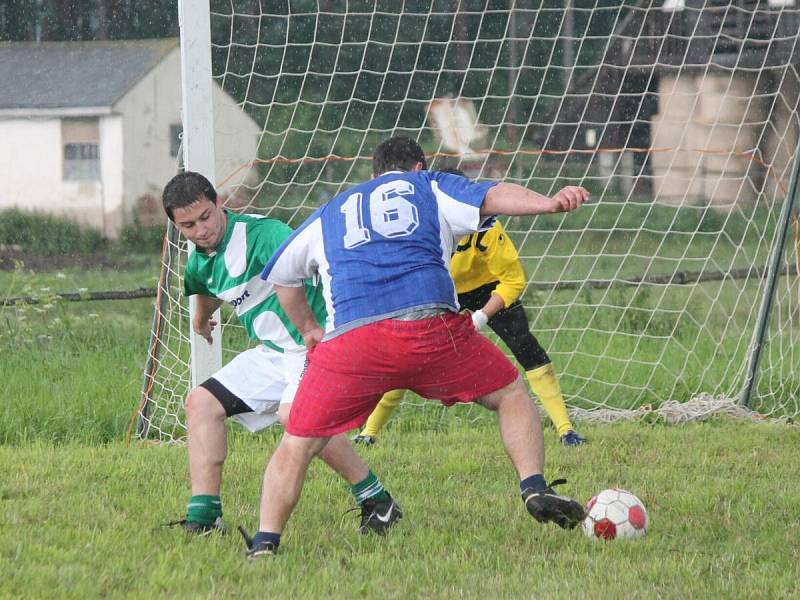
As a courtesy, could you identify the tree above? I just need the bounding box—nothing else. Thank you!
[0,0,177,42]
[0,0,38,41]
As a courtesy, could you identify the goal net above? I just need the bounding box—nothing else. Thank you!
[132,1,800,442]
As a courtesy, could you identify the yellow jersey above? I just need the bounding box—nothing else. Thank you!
[450,221,526,307]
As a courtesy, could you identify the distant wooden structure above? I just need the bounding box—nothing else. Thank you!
[538,0,800,207]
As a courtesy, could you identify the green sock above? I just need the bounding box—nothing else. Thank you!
[351,471,389,504]
[186,494,222,526]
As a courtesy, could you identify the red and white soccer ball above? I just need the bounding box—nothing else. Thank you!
[582,488,648,540]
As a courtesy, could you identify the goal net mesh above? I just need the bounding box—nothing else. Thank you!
[132,1,800,442]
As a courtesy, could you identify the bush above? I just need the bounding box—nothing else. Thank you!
[117,222,166,254]
[0,209,105,254]
[0,209,168,256]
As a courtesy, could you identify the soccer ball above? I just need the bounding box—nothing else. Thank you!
[582,488,648,540]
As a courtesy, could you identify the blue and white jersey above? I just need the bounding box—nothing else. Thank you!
[262,170,497,337]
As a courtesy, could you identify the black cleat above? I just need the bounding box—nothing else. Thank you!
[164,516,226,536]
[239,526,278,559]
[357,492,402,535]
[522,478,586,530]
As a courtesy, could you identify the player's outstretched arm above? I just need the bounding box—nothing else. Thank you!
[481,183,589,217]
[274,285,324,350]
[192,295,224,344]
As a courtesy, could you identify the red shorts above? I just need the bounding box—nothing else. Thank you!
[286,311,520,437]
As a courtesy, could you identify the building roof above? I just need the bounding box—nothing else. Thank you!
[0,39,178,111]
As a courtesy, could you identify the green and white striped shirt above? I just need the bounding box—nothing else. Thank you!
[183,211,326,353]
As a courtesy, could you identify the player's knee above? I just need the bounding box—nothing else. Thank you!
[185,387,226,422]
[279,432,330,463]
[494,387,541,421]
[478,376,529,411]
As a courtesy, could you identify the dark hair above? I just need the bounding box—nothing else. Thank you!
[439,167,466,178]
[162,171,218,221]
[372,136,427,177]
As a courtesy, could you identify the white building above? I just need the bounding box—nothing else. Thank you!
[0,39,261,237]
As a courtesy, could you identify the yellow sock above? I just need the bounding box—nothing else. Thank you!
[360,389,406,438]
[526,364,574,437]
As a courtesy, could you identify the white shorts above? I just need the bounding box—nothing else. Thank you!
[209,345,307,432]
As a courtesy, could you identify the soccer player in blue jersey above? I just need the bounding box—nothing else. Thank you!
[160,171,400,537]
[354,168,586,447]
[247,137,590,558]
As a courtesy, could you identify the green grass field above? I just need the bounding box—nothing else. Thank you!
[2,423,799,598]
[1,231,798,597]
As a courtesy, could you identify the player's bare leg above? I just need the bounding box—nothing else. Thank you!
[477,376,585,529]
[277,403,369,484]
[165,387,227,535]
[185,387,228,495]
[238,434,325,558]
[317,435,370,482]
[477,375,544,478]
[315,434,403,536]
[276,404,402,535]
[243,431,401,557]
[259,433,328,533]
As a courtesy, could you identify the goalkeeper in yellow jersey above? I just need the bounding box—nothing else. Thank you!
[354,170,586,447]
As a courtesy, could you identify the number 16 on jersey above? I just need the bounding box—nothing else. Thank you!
[340,180,420,249]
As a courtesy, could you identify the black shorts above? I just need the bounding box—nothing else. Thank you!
[199,377,253,417]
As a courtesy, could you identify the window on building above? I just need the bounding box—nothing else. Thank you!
[170,124,183,158]
[62,118,100,181]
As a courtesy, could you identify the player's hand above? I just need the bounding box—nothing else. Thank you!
[193,319,217,344]
[551,186,589,212]
[302,326,324,351]
[472,309,489,331]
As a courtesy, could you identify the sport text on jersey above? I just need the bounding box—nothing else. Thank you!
[230,290,251,308]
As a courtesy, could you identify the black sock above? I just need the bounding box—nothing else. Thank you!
[252,531,281,548]
[520,474,547,494]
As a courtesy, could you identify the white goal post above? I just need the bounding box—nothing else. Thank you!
[178,0,222,388]
[132,1,800,442]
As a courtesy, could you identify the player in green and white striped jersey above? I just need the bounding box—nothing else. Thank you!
[161,172,401,542]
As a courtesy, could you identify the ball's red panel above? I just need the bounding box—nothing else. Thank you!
[629,505,647,529]
[594,518,617,540]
